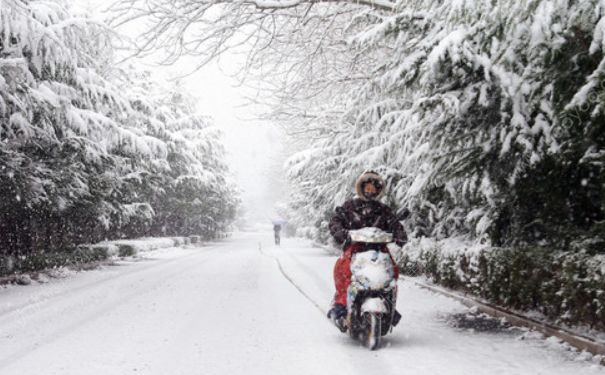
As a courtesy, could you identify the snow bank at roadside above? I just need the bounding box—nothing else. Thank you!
[100,237,190,256]
[0,236,199,286]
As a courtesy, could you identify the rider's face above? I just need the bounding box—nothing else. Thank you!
[363,183,377,195]
[363,182,379,198]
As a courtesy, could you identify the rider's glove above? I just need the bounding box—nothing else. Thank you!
[334,229,348,244]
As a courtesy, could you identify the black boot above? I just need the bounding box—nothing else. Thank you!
[327,304,348,332]
[327,304,346,319]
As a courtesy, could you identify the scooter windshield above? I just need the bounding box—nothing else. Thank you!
[349,227,393,243]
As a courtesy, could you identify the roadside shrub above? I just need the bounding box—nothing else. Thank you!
[0,246,112,277]
[73,244,115,263]
[0,253,73,276]
[171,237,186,246]
[0,237,186,279]
[118,244,138,257]
[400,239,605,329]
[17,253,72,273]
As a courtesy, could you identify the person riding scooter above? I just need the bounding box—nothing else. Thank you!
[327,171,407,326]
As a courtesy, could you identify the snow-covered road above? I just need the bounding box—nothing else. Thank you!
[0,232,603,374]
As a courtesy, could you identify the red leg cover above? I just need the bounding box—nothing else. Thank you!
[333,244,399,306]
[333,248,353,306]
[389,253,400,279]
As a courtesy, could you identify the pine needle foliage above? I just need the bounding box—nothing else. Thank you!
[0,0,238,270]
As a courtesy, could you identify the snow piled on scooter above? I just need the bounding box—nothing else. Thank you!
[351,251,395,288]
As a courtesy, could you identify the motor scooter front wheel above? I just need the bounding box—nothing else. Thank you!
[362,312,382,350]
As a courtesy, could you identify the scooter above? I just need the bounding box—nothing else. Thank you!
[341,227,399,350]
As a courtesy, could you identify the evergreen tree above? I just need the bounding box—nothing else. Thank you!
[0,0,238,268]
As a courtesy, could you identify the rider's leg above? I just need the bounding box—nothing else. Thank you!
[388,252,399,279]
[332,243,364,306]
[386,251,402,326]
[333,248,353,307]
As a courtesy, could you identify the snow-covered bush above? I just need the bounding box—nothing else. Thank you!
[106,238,178,253]
[400,238,605,329]
[74,244,119,262]
[117,244,137,257]
[171,237,187,246]
[2,253,68,275]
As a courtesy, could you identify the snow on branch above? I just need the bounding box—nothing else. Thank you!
[242,0,396,11]
[109,0,397,69]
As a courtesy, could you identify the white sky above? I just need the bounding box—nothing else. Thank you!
[74,1,288,224]
[182,60,288,223]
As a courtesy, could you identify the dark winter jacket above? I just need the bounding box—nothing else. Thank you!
[329,197,407,247]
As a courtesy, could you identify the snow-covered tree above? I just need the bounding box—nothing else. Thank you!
[108,0,604,247]
[116,73,239,238]
[0,0,238,263]
[284,0,605,247]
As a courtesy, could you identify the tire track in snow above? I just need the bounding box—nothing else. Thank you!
[275,244,334,302]
[257,242,327,316]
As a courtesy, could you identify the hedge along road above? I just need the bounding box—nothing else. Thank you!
[0,233,603,375]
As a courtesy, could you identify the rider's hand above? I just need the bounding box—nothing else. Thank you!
[334,229,349,244]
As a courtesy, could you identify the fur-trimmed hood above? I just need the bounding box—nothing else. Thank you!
[355,171,385,201]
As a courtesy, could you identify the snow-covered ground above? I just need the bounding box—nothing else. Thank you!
[0,233,603,374]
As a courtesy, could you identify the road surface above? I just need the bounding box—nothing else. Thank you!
[0,232,603,374]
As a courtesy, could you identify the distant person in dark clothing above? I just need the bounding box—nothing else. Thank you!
[273,224,282,245]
